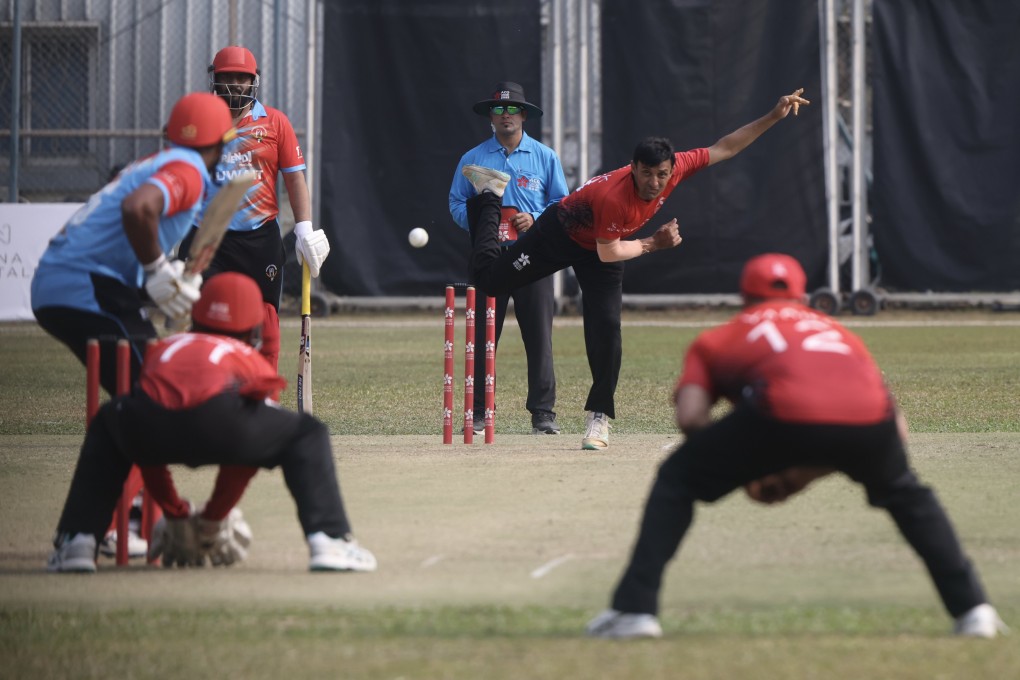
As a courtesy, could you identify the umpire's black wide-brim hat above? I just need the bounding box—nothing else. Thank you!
[472,82,543,118]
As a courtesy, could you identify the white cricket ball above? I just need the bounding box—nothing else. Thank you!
[408,227,429,248]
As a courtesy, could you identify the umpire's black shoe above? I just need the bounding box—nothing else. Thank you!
[532,410,560,435]
[461,418,485,435]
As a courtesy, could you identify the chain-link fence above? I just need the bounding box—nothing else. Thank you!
[2,0,319,204]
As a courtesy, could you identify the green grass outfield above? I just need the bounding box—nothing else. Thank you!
[1,310,1018,679]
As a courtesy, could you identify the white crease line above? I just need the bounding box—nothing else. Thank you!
[530,553,575,579]
[420,554,444,569]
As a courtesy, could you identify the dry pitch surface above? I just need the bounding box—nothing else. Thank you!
[3,432,1018,612]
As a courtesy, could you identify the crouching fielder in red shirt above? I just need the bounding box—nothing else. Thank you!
[587,254,1006,640]
[47,273,375,574]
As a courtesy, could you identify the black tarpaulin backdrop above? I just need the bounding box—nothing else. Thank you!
[872,0,1020,291]
[319,0,825,296]
[319,0,541,295]
[601,0,826,294]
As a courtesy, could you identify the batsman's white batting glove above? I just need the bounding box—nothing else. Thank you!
[148,507,205,568]
[197,507,252,567]
[144,255,203,321]
[293,221,330,278]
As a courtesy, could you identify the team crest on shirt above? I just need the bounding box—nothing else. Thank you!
[265,264,279,281]
[512,253,531,271]
[252,126,266,143]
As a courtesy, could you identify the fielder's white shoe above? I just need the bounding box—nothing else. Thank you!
[307,531,377,572]
[47,533,98,573]
[586,608,662,639]
[462,165,510,198]
[954,603,1009,638]
[582,411,610,450]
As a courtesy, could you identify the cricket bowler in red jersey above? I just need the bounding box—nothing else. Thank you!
[586,254,1006,640]
[463,89,810,451]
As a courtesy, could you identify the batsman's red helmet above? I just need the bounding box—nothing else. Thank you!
[210,46,259,76]
[740,253,807,300]
[209,46,261,110]
[192,272,265,333]
[165,92,236,148]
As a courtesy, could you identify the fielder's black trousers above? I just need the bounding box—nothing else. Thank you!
[56,392,353,540]
[468,192,624,418]
[610,407,988,618]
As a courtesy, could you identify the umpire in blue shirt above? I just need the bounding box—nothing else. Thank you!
[450,82,569,435]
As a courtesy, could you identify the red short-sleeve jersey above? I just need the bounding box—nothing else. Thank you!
[557,148,710,250]
[677,301,894,425]
[139,333,288,409]
[149,161,204,217]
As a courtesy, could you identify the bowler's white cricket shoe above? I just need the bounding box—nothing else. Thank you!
[954,604,1009,638]
[586,608,662,639]
[462,165,510,198]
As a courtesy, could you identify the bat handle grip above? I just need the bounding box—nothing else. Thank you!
[301,262,311,316]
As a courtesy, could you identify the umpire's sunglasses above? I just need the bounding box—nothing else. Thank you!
[490,105,524,115]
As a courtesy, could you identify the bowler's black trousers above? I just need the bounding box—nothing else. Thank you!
[56,391,353,540]
[471,250,557,419]
[468,191,624,418]
[610,407,988,618]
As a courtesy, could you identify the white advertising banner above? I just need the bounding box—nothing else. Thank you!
[0,203,82,321]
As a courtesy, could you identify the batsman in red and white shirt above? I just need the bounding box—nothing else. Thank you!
[179,45,330,374]
[48,273,375,573]
[586,254,1005,640]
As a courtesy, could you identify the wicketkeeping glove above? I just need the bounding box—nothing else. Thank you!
[143,255,202,320]
[148,507,205,568]
[198,507,253,567]
[293,221,330,278]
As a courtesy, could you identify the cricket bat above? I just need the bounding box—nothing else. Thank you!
[296,261,313,414]
[165,171,256,331]
[184,170,257,274]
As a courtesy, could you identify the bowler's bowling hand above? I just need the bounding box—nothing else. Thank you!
[773,88,810,119]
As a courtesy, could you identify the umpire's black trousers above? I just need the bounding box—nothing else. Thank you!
[610,407,988,618]
[468,192,624,418]
[56,392,353,540]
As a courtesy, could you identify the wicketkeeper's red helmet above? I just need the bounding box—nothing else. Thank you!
[165,92,236,148]
[192,272,265,334]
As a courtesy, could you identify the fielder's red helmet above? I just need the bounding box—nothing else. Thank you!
[192,272,265,333]
[165,92,236,148]
[739,253,807,300]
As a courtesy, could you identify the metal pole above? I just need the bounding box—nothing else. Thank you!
[821,0,840,292]
[273,0,283,106]
[551,0,564,308]
[229,0,238,45]
[578,0,589,183]
[851,0,868,291]
[9,0,23,202]
[305,0,317,195]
